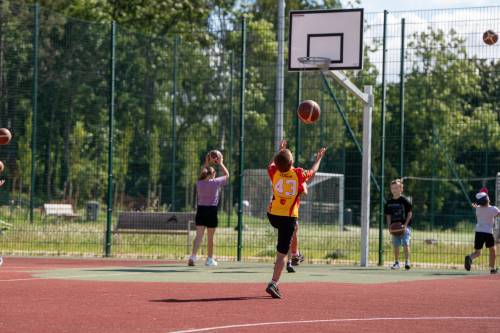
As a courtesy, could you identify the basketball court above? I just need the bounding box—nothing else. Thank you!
[1,256,500,333]
[1,5,500,333]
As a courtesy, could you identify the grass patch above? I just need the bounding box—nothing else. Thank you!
[0,208,494,268]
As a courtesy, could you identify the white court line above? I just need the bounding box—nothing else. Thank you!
[0,271,135,282]
[168,316,500,333]
[0,266,85,270]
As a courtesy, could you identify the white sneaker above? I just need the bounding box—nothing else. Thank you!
[391,262,400,270]
[205,257,218,266]
[188,255,197,266]
[0,256,3,266]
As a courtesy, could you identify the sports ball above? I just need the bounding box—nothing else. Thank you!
[389,222,405,236]
[483,30,498,45]
[208,150,222,163]
[0,128,11,145]
[297,100,321,124]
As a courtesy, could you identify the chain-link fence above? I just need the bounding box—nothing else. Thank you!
[0,3,499,269]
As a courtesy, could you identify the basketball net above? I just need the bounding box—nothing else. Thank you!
[297,56,331,73]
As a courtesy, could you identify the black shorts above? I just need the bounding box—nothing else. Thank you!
[196,206,218,228]
[267,213,297,255]
[474,232,495,250]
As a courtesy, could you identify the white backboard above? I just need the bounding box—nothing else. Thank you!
[288,9,364,71]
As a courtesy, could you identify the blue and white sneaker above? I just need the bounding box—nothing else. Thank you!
[205,257,218,266]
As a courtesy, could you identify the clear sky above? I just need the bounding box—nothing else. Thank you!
[359,0,500,12]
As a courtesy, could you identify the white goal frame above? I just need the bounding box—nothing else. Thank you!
[242,169,345,228]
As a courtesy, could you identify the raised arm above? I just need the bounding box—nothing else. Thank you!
[308,147,327,176]
[215,154,229,178]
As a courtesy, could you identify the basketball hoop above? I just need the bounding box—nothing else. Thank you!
[297,56,331,72]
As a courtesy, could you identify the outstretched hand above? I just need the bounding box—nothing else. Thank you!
[279,140,287,150]
[315,147,327,161]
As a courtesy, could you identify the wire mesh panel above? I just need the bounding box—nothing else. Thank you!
[0,4,111,256]
[366,7,500,268]
[0,3,499,269]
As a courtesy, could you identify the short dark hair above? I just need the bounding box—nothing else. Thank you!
[477,196,489,206]
[274,149,293,172]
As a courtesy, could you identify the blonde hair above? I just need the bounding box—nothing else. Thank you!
[390,178,403,185]
[390,178,404,192]
[199,167,215,180]
[274,149,293,172]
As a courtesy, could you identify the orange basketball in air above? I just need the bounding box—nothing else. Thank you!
[0,128,11,145]
[208,150,222,163]
[483,29,498,45]
[297,100,320,124]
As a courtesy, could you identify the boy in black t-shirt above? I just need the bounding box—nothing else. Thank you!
[384,179,413,270]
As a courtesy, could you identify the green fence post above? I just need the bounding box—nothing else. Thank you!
[227,51,234,227]
[378,10,388,266]
[105,21,116,257]
[484,126,489,179]
[295,72,301,162]
[171,35,179,211]
[237,16,247,261]
[431,126,436,226]
[320,88,325,148]
[30,2,40,224]
[399,18,405,178]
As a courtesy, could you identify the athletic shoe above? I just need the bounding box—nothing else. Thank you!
[491,268,498,274]
[187,256,196,266]
[391,262,400,270]
[286,262,296,273]
[464,255,472,271]
[291,253,304,266]
[265,282,282,299]
[205,257,218,267]
[405,261,411,270]
[0,256,3,266]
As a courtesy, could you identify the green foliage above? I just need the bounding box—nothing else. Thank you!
[1,2,499,235]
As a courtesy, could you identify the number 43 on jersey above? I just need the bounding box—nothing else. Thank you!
[274,179,297,196]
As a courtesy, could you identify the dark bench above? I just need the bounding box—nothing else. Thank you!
[114,211,196,253]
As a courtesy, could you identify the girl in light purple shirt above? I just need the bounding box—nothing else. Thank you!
[188,152,229,267]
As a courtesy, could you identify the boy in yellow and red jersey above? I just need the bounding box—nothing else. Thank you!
[265,140,326,299]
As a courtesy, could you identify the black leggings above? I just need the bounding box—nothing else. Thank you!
[267,213,297,255]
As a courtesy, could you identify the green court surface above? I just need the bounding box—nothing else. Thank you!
[30,262,482,284]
